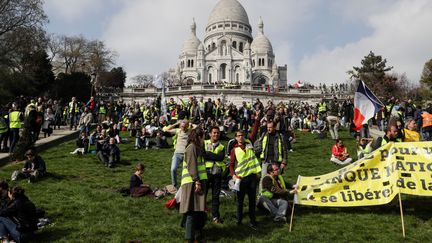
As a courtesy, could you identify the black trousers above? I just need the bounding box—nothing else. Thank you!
[206,173,222,219]
[236,174,258,224]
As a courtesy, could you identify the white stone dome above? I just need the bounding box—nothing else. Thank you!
[182,19,201,54]
[182,34,201,54]
[251,34,273,54]
[251,18,273,54]
[207,0,250,27]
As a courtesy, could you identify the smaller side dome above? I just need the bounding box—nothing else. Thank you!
[182,18,202,54]
[251,18,273,54]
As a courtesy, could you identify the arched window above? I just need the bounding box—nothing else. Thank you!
[191,60,194,67]
[261,58,265,67]
[221,64,227,79]
[239,42,243,53]
[187,60,190,67]
[258,59,261,66]
[232,41,237,49]
[209,73,212,83]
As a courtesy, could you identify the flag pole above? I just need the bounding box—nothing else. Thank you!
[398,193,406,238]
[289,175,300,232]
[289,199,295,232]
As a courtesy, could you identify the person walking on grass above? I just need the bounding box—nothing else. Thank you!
[179,128,207,243]
[203,126,225,224]
[230,130,261,230]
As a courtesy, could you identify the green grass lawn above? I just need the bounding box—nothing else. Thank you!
[1,129,431,242]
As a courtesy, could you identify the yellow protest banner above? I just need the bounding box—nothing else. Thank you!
[295,142,432,207]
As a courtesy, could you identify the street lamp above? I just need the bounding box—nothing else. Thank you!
[90,72,97,98]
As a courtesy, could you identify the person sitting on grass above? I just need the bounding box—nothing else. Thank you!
[90,125,103,145]
[70,131,89,155]
[130,163,153,197]
[258,163,298,223]
[330,139,352,165]
[97,137,120,168]
[0,186,38,243]
[11,149,46,183]
[356,136,373,160]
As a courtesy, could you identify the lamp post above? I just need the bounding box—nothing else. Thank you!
[90,71,97,98]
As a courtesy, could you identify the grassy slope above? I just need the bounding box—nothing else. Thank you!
[0,130,431,243]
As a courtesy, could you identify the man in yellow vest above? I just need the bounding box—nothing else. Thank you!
[257,121,287,177]
[229,130,261,230]
[68,97,79,130]
[8,104,23,153]
[373,125,398,151]
[203,126,225,224]
[258,163,297,222]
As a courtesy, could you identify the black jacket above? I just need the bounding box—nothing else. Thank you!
[0,195,38,232]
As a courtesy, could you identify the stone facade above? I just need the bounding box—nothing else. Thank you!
[169,0,287,88]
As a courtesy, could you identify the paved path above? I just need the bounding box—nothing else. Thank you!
[0,127,79,165]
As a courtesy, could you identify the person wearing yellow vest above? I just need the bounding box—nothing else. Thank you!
[68,97,79,130]
[203,126,225,224]
[179,128,207,243]
[98,101,107,124]
[373,125,398,151]
[258,121,287,178]
[356,136,373,159]
[317,99,328,116]
[258,163,297,222]
[8,104,23,153]
[229,130,261,230]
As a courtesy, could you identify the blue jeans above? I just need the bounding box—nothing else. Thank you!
[0,217,20,242]
[170,153,184,188]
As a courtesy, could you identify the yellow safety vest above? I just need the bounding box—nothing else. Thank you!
[204,140,225,171]
[180,145,208,186]
[260,134,283,162]
[261,175,286,199]
[318,102,327,113]
[69,101,79,113]
[234,146,261,178]
[99,106,106,115]
[9,111,22,129]
[357,144,372,158]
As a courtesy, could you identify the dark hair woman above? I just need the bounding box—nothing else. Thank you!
[0,186,38,242]
[179,128,207,243]
[130,163,153,197]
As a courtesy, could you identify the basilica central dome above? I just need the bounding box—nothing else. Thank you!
[207,0,250,28]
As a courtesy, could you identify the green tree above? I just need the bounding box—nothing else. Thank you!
[99,67,126,88]
[420,59,432,89]
[348,51,394,97]
[53,72,92,102]
[21,50,55,94]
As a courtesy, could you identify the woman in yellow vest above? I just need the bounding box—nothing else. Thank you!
[179,128,207,242]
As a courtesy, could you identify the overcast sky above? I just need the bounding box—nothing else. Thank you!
[44,0,432,85]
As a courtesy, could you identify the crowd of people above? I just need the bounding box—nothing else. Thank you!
[1,92,432,242]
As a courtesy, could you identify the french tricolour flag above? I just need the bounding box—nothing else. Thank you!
[353,80,384,131]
